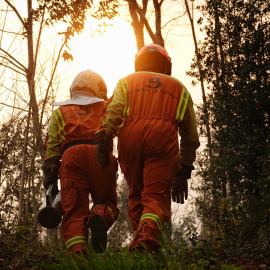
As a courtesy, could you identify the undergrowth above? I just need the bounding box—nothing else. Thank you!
[0,216,269,270]
[43,247,206,270]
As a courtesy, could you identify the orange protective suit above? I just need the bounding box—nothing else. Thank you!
[99,71,200,252]
[45,101,119,255]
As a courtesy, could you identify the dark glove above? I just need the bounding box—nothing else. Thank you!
[172,164,194,204]
[42,157,61,191]
[95,131,113,169]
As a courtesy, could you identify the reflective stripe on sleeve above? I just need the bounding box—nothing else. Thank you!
[65,236,87,250]
[120,79,129,118]
[53,108,66,143]
[175,87,189,123]
[140,213,163,231]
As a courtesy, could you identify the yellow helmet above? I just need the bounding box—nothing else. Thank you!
[70,70,108,101]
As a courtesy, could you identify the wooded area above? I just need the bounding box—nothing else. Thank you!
[0,0,269,269]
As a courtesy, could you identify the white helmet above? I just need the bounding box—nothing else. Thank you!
[70,70,108,100]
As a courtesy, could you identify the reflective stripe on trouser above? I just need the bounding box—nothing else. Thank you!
[128,217,162,252]
[140,213,163,231]
[66,236,87,250]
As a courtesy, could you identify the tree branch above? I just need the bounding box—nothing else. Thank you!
[0,55,27,73]
[0,48,27,71]
[137,9,156,41]
[0,102,28,112]
[0,29,25,35]
[4,0,26,28]
[33,5,46,77]
[0,83,28,104]
[162,14,186,29]
[0,63,26,77]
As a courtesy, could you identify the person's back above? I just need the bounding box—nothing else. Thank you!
[55,102,104,149]
[118,71,189,148]
[122,71,188,119]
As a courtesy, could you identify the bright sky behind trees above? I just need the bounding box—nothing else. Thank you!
[64,15,203,106]
[5,1,204,107]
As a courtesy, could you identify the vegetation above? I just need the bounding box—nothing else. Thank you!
[0,215,269,269]
[191,0,270,250]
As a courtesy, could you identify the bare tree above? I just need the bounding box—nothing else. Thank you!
[124,0,186,50]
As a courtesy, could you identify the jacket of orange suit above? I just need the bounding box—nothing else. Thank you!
[45,97,119,255]
[99,71,200,252]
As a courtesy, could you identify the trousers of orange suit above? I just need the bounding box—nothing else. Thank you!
[59,144,118,247]
[117,117,179,232]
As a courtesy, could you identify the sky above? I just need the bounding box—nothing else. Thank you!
[56,7,205,107]
[0,1,205,112]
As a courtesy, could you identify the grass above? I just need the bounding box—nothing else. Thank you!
[1,217,268,269]
[42,238,246,270]
[43,247,207,270]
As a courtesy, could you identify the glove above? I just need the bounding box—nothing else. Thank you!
[172,164,194,204]
[95,131,113,169]
[42,157,61,191]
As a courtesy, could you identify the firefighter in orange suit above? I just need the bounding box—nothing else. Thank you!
[95,44,200,253]
[42,70,119,256]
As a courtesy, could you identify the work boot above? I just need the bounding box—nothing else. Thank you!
[88,203,119,253]
[88,214,107,253]
[128,219,161,253]
[69,243,88,259]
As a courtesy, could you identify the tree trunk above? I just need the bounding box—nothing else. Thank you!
[184,0,212,151]
[127,0,147,51]
[127,0,165,50]
[26,0,44,157]
[19,106,31,219]
[152,0,164,46]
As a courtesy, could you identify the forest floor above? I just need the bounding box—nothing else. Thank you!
[194,240,270,270]
[215,254,269,270]
[0,218,269,270]
[1,240,269,270]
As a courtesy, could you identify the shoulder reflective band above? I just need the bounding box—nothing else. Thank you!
[53,108,66,143]
[66,235,87,250]
[140,213,163,231]
[120,79,129,118]
[175,87,189,123]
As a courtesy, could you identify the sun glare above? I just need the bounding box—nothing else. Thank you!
[68,17,137,97]
[57,16,201,105]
